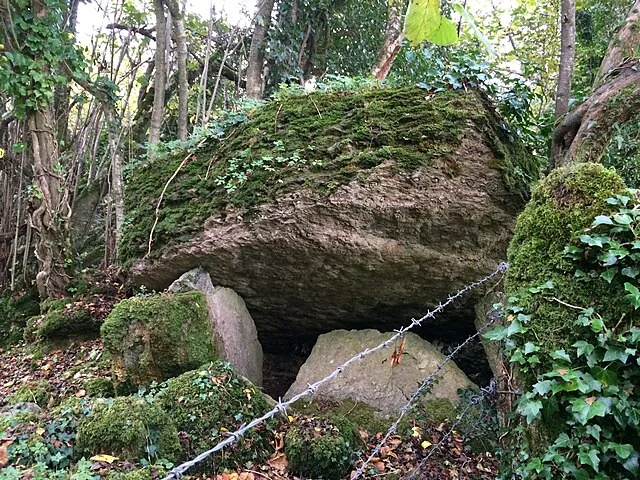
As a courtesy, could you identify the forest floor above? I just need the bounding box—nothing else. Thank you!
[0,332,499,479]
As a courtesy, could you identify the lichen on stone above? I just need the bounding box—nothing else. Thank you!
[120,86,539,268]
[100,292,217,390]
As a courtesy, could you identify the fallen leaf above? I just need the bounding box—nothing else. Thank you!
[267,453,288,471]
[0,439,14,467]
[75,389,86,397]
[585,396,597,405]
[90,454,119,464]
[374,461,385,472]
[421,440,433,449]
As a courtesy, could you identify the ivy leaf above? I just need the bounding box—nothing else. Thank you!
[585,424,601,441]
[625,283,640,309]
[593,215,614,226]
[613,213,633,225]
[571,397,608,424]
[580,234,604,247]
[524,342,539,355]
[603,347,631,363]
[573,340,595,358]
[623,452,640,477]
[622,266,640,279]
[519,398,543,424]
[578,448,600,471]
[600,268,617,283]
[533,380,553,396]
[551,349,571,363]
[608,442,634,460]
[483,325,507,341]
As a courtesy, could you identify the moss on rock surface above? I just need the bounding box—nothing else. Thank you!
[76,397,180,461]
[8,380,53,407]
[0,289,40,347]
[285,415,361,479]
[156,360,272,471]
[120,86,538,268]
[101,292,217,389]
[505,163,632,358]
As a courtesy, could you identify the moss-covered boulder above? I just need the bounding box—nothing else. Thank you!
[24,299,99,344]
[504,163,640,453]
[76,397,180,461]
[123,86,539,350]
[101,292,217,390]
[505,163,632,360]
[285,415,362,479]
[0,289,40,347]
[156,360,273,471]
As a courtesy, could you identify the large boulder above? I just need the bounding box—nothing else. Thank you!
[101,292,218,389]
[121,87,538,349]
[285,329,474,415]
[168,268,263,386]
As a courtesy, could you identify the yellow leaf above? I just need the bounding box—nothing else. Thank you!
[421,440,433,449]
[36,427,45,436]
[287,415,294,423]
[411,426,422,438]
[90,454,119,463]
[0,148,4,159]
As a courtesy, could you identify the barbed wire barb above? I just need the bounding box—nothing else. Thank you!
[351,308,501,479]
[161,263,507,480]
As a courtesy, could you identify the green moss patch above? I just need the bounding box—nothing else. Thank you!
[505,163,632,361]
[8,380,53,407]
[156,360,272,471]
[76,397,180,462]
[101,292,217,390]
[120,86,538,268]
[0,289,40,347]
[285,415,362,479]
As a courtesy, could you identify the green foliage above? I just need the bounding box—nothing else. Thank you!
[284,415,362,479]
[494,182,640,479]
[82,378,115,398]
[7,402,90,470]
[76,397,180,462]
[155,360,273,471]
[0,0,87,117]
[405,0,458,46]
[0,458,97,480]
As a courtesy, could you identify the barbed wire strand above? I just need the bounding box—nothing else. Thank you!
[161,262,508,480]
[352,306,501,479]
[406,379,498,480]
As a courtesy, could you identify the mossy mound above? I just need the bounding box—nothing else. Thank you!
[285,415,362,479]
[24,300,99,344]
[9,380,53,407]
[101,292,217,390]
[505,163,633,361]
[156,360,273,471]
[0,289,40,347]
[120,86,538,268]
[293,399,393,436]
[83,377,115,398]
[76,397,180,461]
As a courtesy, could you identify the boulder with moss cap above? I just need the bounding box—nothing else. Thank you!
[121,86,539,351]
[100,292,217,390]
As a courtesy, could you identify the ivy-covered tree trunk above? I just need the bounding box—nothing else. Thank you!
[551,0,640,169]
[27,104,71,299]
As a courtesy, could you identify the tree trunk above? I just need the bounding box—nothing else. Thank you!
[164,0,189,141]
[149,0,167,146]
[371,0,406,80]
[246,0,275,100]
[28,107,71,299]
[551,0,640,169]
[553,0,575,120]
